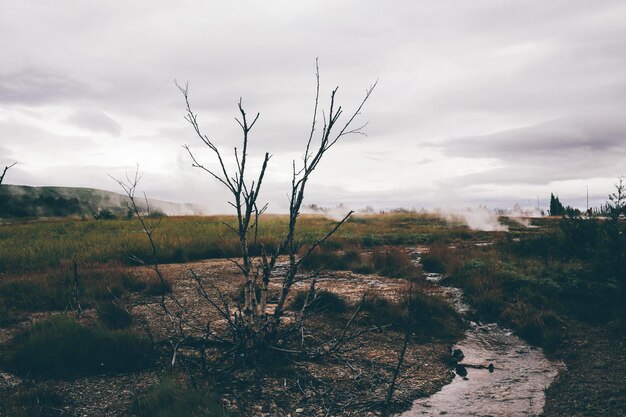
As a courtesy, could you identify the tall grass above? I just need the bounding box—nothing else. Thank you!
[360,292,463,341]
[0,263,164,314]
[0,213,465,274]
[300,246,423,279]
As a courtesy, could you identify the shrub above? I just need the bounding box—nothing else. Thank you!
[145,278,172,296]
[289,290,348,314]
[360,292,463,341]
[420,253,446,274]
[0,385,65,417]
[129,378,233,417]
[371,248,419,278]
[0,277,68,311]
[97,302,134,329]
[4,315,155,378]
[0,267,153,313]
[501,301,562,350]
[299,248,367,272]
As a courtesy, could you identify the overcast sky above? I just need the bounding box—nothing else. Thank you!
[1,0,625,213]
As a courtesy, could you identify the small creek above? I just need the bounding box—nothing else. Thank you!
[399,251,564,417]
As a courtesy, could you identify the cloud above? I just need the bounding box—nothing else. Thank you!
[438,115,626,186]
[1,1,625,210]
[67,110,122,136]
[0,69,93,105]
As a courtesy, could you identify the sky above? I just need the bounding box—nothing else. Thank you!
[1,0,625,213]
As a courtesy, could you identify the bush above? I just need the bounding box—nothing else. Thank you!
[289,290,348,314]
[129,378,233,417]
[4,315,155,378]
[145,278,172,296]
[420,253,446,274]
[501,301,562,350]
[0,385,65,417]
[360,292,463,341]
[299,248,369,272]
[370,248,421,279]
[0,277,68,311]
[0,267,153,313]
[97,302,134,329]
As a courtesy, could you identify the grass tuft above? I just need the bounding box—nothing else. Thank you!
[289,290,348,314]
[129,378,234,417]
[4,315,155,378]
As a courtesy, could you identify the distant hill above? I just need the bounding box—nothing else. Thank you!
[0,185,202,219]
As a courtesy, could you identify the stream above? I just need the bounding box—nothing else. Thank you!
[399,251,564,417]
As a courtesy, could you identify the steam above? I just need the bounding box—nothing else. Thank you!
[301,203,353,221]
[505,206,542,228]
[437,206,509,232]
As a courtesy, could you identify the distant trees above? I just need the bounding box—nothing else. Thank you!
[0,190,82,218]
[549,193,564,216]
[549,193,580,217]
[607,176,626,219]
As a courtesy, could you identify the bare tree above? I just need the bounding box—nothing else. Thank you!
[0,162,17,187]
[177,61,376,353]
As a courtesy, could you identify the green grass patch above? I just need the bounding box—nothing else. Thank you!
[289,290,348,314]
[360,292,463,341]
[4,315,155,378]
[0,265,167,314]
[0,213,460,275]
[129,378,234,417]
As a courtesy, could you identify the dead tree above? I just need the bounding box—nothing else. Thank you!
[178,61,376,353]
[0,162,16,187]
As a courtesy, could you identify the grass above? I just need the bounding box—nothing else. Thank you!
[289,290,348,314]
[300,246,423,279]
[97,302,134,329]
[420,216,626,350]
[0,213,476,275]
[0,264,168,317]
[0,385,65,417]
[3,315,155,378]
[360,291,464,341]
[129,378,234,417]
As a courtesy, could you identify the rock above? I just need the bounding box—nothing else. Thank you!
[295,408,304,413]
[0,372,21,391]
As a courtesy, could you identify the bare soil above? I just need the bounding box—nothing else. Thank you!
[543,321,626,417]
[0,258,458,417]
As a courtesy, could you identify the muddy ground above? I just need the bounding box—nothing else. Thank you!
[0,257,458,417]
[543,321,626,417]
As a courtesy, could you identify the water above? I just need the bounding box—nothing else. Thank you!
[400,253,563,417]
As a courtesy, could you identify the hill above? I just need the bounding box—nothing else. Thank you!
[0,184,201,219]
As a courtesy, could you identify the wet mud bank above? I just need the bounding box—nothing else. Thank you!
[400,252,564,417]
